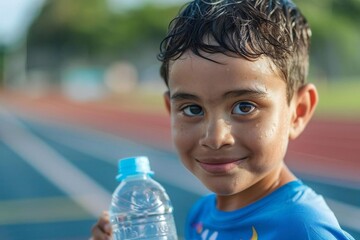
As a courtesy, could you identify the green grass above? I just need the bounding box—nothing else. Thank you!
[314,78,360,120]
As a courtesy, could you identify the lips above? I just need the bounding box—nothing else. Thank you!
[196,157,246,174]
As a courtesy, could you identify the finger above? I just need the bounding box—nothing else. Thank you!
[91,223,111,240]
[91,212,112,240]
[98,212,112,234]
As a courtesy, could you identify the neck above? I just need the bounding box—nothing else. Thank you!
[216,164,296,211]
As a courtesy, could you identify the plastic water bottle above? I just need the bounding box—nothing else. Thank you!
[109,156,178,240]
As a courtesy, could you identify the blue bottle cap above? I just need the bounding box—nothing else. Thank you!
[116,156,154,181]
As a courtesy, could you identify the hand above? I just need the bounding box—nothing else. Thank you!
[90,211,112,240]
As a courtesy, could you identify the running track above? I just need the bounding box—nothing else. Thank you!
[0,91,359,239]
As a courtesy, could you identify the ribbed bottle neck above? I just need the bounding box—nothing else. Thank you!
[121,173,152,182]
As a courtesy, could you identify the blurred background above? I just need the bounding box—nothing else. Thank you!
[0,0,359,239]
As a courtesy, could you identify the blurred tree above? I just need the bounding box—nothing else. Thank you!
[26,0,181,83]
[0,49,3,85]
[295,0,360,80]
[27,0,360,81]
[28,0,179,58]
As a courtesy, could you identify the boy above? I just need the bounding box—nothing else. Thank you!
[92,0,355,239]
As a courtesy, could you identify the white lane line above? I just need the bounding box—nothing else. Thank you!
[24,117,209,196]
[326,198,360,231]
[50,130,210,196]
[0,109,112,218]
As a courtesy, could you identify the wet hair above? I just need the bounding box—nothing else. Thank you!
[157,0,311,102]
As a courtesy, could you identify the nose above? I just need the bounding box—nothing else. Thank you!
[199,118,235,150]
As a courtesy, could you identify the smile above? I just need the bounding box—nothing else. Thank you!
[196,157,247,174]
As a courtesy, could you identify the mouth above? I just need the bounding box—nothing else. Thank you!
[196,157,247,174]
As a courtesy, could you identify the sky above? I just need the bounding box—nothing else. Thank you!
[0,0,46,48]
[0,0,187,48]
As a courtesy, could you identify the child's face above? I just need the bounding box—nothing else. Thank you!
[164,51,296,196]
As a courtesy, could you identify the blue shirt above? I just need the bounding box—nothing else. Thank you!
[186,180,354,240]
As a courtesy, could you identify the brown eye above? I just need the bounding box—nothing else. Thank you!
[232,102,255,115]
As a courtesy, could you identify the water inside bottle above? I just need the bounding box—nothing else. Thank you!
[110,177,177,239]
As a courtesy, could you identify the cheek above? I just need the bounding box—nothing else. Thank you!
[171,120,199,172]
[257,120,290,159]
[259,122,284,142]
[171,118,196,154]
[243,118,290,168]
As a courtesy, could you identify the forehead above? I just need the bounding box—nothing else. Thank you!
[168,51,285,95]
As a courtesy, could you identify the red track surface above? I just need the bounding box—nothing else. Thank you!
[1,91,359,184]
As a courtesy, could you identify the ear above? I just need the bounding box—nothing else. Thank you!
[289,83,318,140]
[163,91,171,114]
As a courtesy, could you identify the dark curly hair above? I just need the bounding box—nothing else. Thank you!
[157,0,311,102]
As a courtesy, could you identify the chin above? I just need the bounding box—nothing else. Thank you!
[201,176,245,196]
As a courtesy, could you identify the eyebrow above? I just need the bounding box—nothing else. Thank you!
[223,88,268,99]
[170,92,200,101]
[170,87,268,102]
